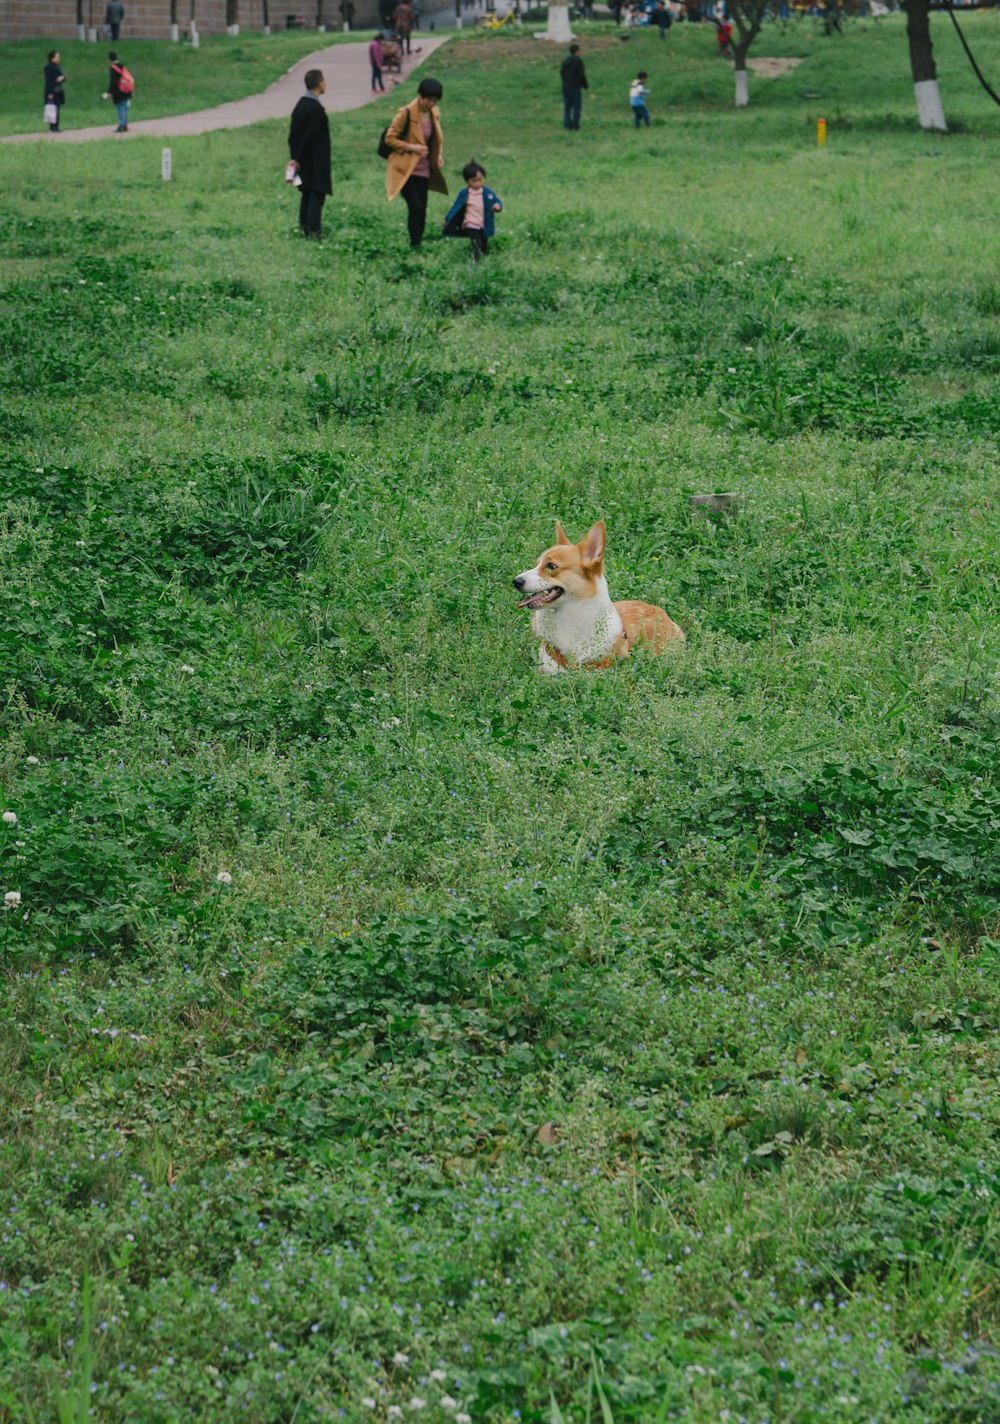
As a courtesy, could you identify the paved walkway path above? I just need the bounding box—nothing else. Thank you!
[3,36,449,145]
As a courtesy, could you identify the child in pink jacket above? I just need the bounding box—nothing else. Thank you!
[369,36,385,93]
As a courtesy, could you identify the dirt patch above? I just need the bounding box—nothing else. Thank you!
[746,56,805,78]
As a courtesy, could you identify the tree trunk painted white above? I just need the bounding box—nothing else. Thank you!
[77,23,87,39]
[88,26,98,40]
[546,4,575,41]
[191,23,201,46]
[170,22,180,38]
[227,21,240,32]
[735,68,748,107]
[265,22,273,31]
[914,78,947,131]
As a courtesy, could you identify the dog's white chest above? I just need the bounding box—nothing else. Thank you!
[532,586,622,671]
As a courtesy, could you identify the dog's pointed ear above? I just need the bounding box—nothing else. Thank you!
[579,521,606,569]
[555,519,569,547]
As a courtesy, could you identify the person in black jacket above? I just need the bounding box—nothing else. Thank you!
[43,50,66,132]
[560,44,588,132]
[104,52,132,132]
[287,70,333,239]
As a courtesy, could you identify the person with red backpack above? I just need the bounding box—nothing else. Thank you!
[103,51,135,132]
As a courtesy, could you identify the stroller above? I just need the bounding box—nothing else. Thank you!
[379,31,403,74]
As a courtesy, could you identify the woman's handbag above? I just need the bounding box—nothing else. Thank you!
[44,102,58,126]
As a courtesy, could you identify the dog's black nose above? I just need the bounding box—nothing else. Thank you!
[513,575,526,590]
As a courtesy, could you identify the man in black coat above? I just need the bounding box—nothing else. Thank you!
[560,44,588,132]
[288,70,332,239]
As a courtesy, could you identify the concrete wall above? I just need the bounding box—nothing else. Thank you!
[0,0,382,40]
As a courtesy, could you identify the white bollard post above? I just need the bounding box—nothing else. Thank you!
[162,147,173,180]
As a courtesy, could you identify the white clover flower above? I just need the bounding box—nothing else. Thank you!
[387,1409,403,1420]
[430,1370,447,1383]
[216,870,233,885]
[2,811,17,825]
[392,1352,410,1367]
[180,664,195,675]
[440,1397,458,1411]
[361,1400,377,1411]
[26,756,39,765]
[4,891,22,910]
[408,1401,426,1413]
[456,1414,472,1424]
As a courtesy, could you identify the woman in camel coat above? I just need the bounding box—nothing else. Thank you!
[385,77,448,248]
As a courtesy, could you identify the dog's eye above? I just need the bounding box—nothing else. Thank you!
[545,561,557,572]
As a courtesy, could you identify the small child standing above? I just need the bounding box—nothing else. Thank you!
[442,161,503,261]
[369,35,385,93]
[629,71,651,128]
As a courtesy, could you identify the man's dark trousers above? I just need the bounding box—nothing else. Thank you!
[563,91,582,130]
[299,188,326,238]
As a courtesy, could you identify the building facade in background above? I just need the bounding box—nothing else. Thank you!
[0,0,381,41]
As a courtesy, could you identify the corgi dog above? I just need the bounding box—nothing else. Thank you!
[513,520,684,673]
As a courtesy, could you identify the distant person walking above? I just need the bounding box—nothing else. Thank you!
[560,43,588,131]
[43,49,66,132]
[103,51,134,132]
[287,69,333,239]
[384,76,447,249]
[629,71,651,126]
[369,35,386,91]
[394,0,415,55]
[105,0,125,40]
[653,0,672,38]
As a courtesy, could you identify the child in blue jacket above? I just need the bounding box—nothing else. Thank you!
[442,161,503,261]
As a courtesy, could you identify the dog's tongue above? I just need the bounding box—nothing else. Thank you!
[518,589,562,611]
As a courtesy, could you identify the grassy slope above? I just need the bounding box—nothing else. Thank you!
[1,15,999,1424]
[0,31,362,135]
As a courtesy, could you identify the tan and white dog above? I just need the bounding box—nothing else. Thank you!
[514,520,684,673]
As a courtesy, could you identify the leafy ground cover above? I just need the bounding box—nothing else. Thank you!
[1,14,998,1424]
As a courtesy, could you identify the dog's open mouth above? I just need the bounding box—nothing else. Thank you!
[517,586,565,611]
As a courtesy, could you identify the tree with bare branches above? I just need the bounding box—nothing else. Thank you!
[726,0,772,107]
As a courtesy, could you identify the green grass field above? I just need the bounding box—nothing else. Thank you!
[1,13,998,1423]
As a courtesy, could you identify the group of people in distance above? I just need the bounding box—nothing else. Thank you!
[288,71,501,260]
[287,31,673,250]
[42,48,135,133]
